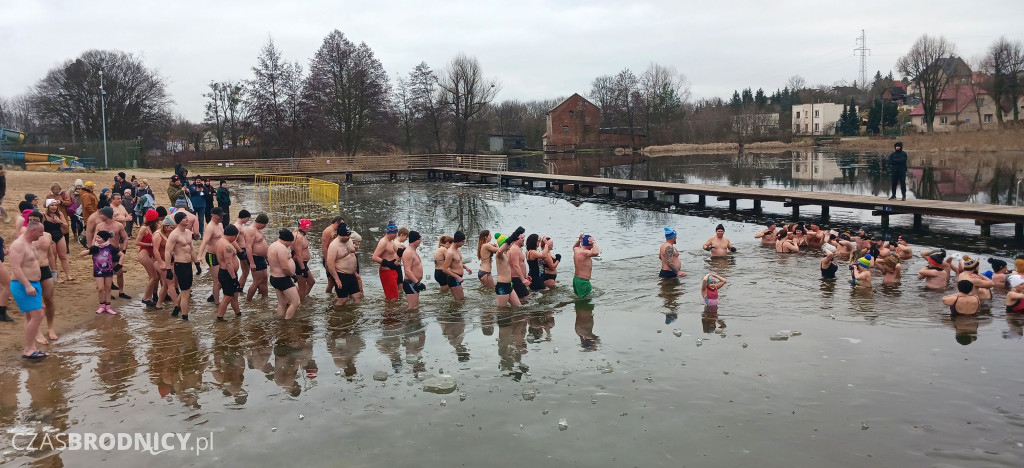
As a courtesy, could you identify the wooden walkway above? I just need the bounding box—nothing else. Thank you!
[434,168,1024,239]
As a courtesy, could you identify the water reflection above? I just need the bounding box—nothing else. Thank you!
[326,307,365,379]
[574,300,599,351]
[496,310,528,378]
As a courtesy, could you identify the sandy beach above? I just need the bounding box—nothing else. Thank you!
[0,168,173,357]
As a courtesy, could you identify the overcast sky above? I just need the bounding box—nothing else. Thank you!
[2,0,1022,122]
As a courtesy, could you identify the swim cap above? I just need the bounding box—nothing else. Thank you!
[664,227,677,240]
[174,211,187,225]
[21,208,34,225]
[97,230,113,241]
[767,220,776,227]
[279,229,294,241]
[982,271,994,279]
[1009,274,1024,288]
[238,209,251,219]
[715,224,725,232]
[962,255,979,270]
[987,258,1007,271]
[144,209,158,223]
[581,235,593,247]
[822,243,837,253]
[298,219,312,231]
[386,220,398,235]
[496,234,508,247]
[99,206,114,218]
[453,230,466,243]
[337,223,351,237]
[224,225,239,236]
[857,254,872,268]
[254,213,269,224]
[408,230,421,244]
[156,206,167,217]
[162,217,175,226]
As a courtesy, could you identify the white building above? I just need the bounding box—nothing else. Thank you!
[792,103,847,135]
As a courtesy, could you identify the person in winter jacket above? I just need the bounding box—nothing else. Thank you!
[887,141,908,201]
[216,180,231,210]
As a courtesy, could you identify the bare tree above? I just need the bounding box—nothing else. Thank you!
[247,37,304,154]
[302,30,391,156]
[787,75,806,91]
[493,100,527,136]
[897,35,957,132]
[393,75,417,154]
[436,53,500,153]
[588,75,616,125]
[613,68,640,139]
[639,63,690,144]
[409,62,446,153]
[981,37,1024,124]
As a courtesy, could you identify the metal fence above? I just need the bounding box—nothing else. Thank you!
[252,174,340,224]
[188,154,508,173]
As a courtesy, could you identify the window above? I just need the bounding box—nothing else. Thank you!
[984,114,993,123]
[976,96,985,108]
[562,126,569,133]
[569,110,575,117]
[814,110,819,117]
[814,123,819,132]
[965,118,971,124]
[940,116,948,124]
[796,111,801,118]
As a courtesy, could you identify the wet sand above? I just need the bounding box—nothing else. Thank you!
[0,168,173,356]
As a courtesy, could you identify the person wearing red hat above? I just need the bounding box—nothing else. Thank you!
[136,209,161,307]
[918,248,956,290]
[293,219,314,299]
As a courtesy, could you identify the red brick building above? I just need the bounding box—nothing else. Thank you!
[544,94,647,152]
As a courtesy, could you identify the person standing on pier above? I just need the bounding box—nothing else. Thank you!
[372,220,402,300]
[659,227,687,279]
[887,142,908,201]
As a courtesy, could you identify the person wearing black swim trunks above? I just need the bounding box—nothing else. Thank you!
[507,227,530,301]
[233,210,252,290]
[443,231,473,301]
[198,207,225,304]
[268,229,301,319]
[245,213,270,301]
[31,211,59,344]
[402,231,426,310]
[215,224,242,320]
[326,223,360,306]
[658,226,686,279]
[292,219,315,299]
[492,233,518,307]
[433,236,453,292]
[165,211,198,321]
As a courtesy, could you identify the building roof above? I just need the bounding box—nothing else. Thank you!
[548,93,599,113]
[908,86,987,116]
[932,57,971,78]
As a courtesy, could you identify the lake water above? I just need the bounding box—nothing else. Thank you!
[2,180,1024,467]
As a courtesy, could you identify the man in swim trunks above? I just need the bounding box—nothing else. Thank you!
[12,220,46,359]
[215,224,242,320]
[268,229,300,319]
[573,233,600,298]
[754,221,777,246]
[372,220,402,300]
[233,210,252,289]
[292,219,314,299]
[321,216,344,295]
[507,227,530,301]
[659,226,687,279]
[245,213,270,301]
[443,230,473,301]
[326,223,360,306]
[402,231,425,310]
[165,211,199,320]
[492,233,519,307]
[701,224,737,258]
[198,207,225,304]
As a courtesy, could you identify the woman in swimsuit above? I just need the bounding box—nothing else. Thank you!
[434,236,453,293]
[542,237,561,289]
[477,230,498,288]
[136,209,161,307]
[153,217,179,309]
[820,244,839,279]
[525,234,547,292]
[701,273,726,307]
[877,255,902,285]
[775,230,798,253]
[43,199,74,282]
[1004,275,1024,314]
[942,279,981,316]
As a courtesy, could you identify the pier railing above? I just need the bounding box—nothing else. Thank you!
[187,154,507,173]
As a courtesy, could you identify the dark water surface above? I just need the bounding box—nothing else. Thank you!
[2,182,1024,467]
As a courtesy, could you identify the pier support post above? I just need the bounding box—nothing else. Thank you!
[345,172,353,183]
[881,213,890,229]
[648,190,656,201]
[980,222,992,237]
[1016,223,1023,241]
[728,199,738,212]
[697,195,706,208]
[820,205,829,220]
[791,205,800,219]
[753,199,762,213]
[913,214,923,231]
[673,194,681,205]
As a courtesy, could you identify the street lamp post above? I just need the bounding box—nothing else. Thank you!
[99,70,109,169]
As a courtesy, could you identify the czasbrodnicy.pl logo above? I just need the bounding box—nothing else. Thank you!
[10,432,214,455]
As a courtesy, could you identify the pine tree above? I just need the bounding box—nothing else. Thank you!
[867,99,882,134]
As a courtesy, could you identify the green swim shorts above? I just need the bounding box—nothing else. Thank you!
[572,276,592,298]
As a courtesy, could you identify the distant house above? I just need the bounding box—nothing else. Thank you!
[908,83,1006,131]
[544,93,645,152]
[907,56,972,96]
[732,113,780,137]
[488,134,526,152]
[791,103,847,135]
[881,82,908,105]
[165,137,187,153]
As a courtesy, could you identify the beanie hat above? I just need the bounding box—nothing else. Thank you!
[927,250,946,267]
[144,209,158,223]
[224,225,239,236]
[581,234,593,247]
[386,220,398,234]
[408,230,421,244]
[174,211,187,225]
[453,230,466,242]
[857,254,872,268]
[664,226,677,240]
[279,229,294,242]
[99,206,114,218]
[962,255,979,270]
[162,217,176,226]
[496,233,508,247]
[238,209,251,219]
[337,223,351,237]
[255,213,269,224]
[987,258,1007,272]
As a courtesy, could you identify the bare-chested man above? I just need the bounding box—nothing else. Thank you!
[852,255,873,288]
[292,219,314,299]
[326,223,360,306]
[918,249,955,290]
[11,220,46,359]
[216,224,242,320]
[507,227,530,301]
[245,213,270,300]
[493,233,519,307]
[165,211,198,321]
[701,224,736,258]
[86,206,130,299]
[443,231,473,301]
[805,224,825,249]
[371,220,402,300]
[268,229,300,319]
[754,221,777,246]
[198,207,225,304]
[321,216,343,294]
[658,226,686,279]
[29,212,58,345]
[834,233,855,261]
[572,234,600,299]
[401,231,425,310]
[233,210,252,289]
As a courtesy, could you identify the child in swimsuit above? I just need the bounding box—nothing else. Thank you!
[701,273,726,307]
[80,230,120,314]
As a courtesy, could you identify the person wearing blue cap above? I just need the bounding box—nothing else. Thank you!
[754,221,777,245]
[659,227,686,279]
[572,233,600,298]
[372,219,402,300]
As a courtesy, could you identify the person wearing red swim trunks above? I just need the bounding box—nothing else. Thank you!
[372,220,402,300]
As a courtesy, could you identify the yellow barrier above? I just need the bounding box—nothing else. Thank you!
[253,174,340,223]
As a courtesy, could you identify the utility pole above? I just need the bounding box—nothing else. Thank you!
[99,70,109,169]
[854,29,870,90]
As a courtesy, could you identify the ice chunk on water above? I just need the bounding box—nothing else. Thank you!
[558,418,568,431]
[522,388,537,401]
